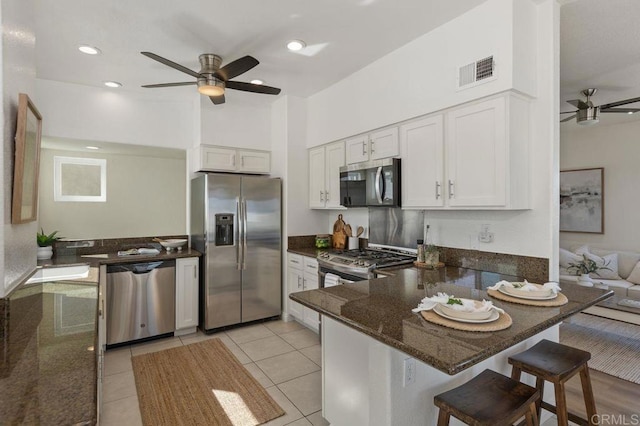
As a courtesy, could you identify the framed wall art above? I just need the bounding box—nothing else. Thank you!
[559,167,604,233]
[54,156,107,202]
[11,93,42,224]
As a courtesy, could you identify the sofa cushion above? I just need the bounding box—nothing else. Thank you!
[590,247,640,279]
[559,248,582,268]
[627,285,640,300]
[627,261,640,285]
[584,252,621,280]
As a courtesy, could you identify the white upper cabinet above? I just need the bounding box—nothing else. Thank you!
[309,141,345,209]
[400,115,444,208]
[195,145,271,174]
[401,92,530,210]
[345,127,399,164]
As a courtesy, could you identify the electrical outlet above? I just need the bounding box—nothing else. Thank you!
[478,224,494,243]
[404,358,416,386]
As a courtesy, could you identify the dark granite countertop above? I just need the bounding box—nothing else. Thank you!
[38,247,201,268]
[0,277,98,425]
[290,266,613,375]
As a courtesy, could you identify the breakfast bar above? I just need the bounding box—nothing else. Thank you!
[290,266,613,426]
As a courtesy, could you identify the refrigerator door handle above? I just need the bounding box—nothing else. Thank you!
[242,198,248,270]
[236,198,242,270]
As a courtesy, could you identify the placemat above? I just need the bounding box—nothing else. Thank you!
[487,289,568,307]
[420,310,512,332]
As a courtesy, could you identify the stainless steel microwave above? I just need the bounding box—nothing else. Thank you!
[339,158,400,207]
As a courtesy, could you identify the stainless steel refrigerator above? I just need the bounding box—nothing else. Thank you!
[191,174,282,332]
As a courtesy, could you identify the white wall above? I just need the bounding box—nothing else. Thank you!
[35,79,198,150]
[201,96,272,150]
[305,0,559,263]
[306,0,539,148]
[2,0,39,297]
[38,148,186,239]
[560,119,640,252]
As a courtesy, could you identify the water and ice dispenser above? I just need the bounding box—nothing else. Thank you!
[215,214,234,246]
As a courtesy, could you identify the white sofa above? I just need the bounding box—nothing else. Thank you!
[559,243,640,300]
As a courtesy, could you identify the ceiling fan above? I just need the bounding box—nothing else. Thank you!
[560,88,640,125]
[140,52,281,105]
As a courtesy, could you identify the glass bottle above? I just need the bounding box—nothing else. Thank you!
[417,239,425,263]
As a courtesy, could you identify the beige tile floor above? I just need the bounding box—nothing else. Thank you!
[101,319,329,426]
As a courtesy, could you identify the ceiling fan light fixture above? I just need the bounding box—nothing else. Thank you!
[104,81,122,88]
[577,106,600,125]
[197,77,225,96]
[250,79,264,85]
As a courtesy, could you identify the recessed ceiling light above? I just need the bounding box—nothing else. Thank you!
[78,45,101,55]
[287,40,306,51]
[250,79,264,85]
[85,146,100,150]
[104,81,122,88]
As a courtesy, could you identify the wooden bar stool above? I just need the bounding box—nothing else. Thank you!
[508,339,597,426]
[434,369,540,426]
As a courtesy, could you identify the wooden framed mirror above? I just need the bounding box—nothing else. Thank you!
[12,93,42,224]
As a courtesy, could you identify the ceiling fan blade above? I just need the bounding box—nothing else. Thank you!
[566,99,589,109]
[214,56,259,81]
[601,107,640,113]
[599,96,640,110]
[209,94,225,105]
[141,82,197,88]
[560,115,577,123]
[141,52,202,79]
[560,110,578,114]
[226,81,281,95]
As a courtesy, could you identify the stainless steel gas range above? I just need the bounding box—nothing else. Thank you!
[318,248,415,283]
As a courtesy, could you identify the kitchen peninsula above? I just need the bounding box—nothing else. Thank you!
[290,266,612,426]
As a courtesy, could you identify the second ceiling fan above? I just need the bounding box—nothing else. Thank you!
[560,88,640,125]
[141,52,281,105]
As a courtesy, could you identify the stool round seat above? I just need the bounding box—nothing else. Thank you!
[434,369,540,426]
[509,339,597,426]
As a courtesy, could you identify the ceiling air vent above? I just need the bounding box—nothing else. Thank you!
[457,56,495,89]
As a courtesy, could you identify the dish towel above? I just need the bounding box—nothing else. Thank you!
[412,292,504,314]
[488,280,561,294]
[324,273,341,288]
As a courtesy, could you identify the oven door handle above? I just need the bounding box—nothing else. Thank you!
[375,166,383,204]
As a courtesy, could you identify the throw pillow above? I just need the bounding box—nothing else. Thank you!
[627,261,640,285]
[584,252,621,280]
[574,245,590,255]
[559,248,582,268]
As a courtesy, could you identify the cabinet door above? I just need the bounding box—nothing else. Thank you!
[238,150,270,174]
[176,257,199,330]
[303,270,319,332]
[287,267,304,321]
[201,146,237,171]
[400,116,444,207]
[324,142,345,208]
[345,135,369,164]
[369,127,399,160]
[309,146,326,208]
[446,97,506,207]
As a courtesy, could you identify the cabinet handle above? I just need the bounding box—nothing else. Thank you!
[362,141,367,156]
[297,276,302,289]
[193,265,197,279]
[435,181,441,199]
[232,154,236,166]
[302,277,307,289]
[448,180,454,198]
[241,156,245,166]
[320,191,324,202]
[370,140,375,154]
[325,191,329,201]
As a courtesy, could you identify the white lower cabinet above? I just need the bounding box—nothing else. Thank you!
[287,254,319,332]
[175,257,199,334]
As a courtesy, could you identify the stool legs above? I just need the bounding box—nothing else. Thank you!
[579,365,597,426]
[437,409,450,426]
[554,382,569,426]
[525,401,539,426]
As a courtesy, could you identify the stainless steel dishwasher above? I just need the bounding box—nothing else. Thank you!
[106,260,175,345]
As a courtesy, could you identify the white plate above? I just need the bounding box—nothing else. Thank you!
[432,304,500,324]
[497,286,557,300]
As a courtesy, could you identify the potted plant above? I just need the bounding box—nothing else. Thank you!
[567,254,612,287]
[37,228,61,260]
[424,243,440,267]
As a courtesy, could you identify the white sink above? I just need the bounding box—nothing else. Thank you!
[27,264,91,284]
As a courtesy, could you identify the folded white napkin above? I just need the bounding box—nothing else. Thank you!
[324,273,341,288]
[412,292,504,314]
[488,280,561,294]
